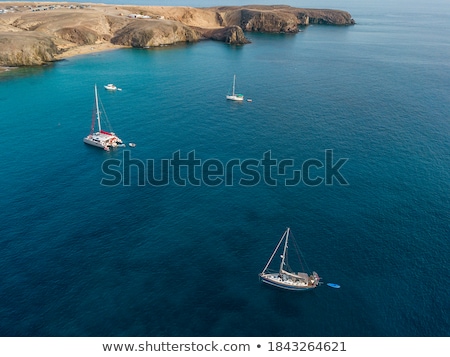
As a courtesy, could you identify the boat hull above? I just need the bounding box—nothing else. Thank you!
[226,95,244,101]
[84,131,123,151]
[104,84,117,91]
[83,137,107,149]
[259,273,317,291]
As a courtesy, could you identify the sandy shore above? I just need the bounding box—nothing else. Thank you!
[0,43,126,72]
[53,42,126,61]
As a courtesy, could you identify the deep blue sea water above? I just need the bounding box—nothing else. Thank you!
[0,0,449,337]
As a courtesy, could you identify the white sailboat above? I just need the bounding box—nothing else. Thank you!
[83,84,123,151]
[226,75,244,101]
[259,227,320,291]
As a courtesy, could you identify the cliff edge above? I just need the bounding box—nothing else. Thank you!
[0,3,355,67]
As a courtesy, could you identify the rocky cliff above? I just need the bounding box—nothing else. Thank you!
[0,3,355,67]
[0,32,58,66]
[111,19,201,48]
[196,25,250,45]
[213,5,355,32]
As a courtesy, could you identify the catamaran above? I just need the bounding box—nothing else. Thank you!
[226,75,244,101]
[83,84,123,151]
[259,227,320,291]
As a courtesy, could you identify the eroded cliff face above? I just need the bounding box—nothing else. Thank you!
[220,25,250,45]
[0,32,58,66]
[111,20,200,48]
[220,8,300,33]
[299,9,355,25]
[55,26,102,45]
[198,25,250,45]
[0,3,355,67]
[213,5,355,32]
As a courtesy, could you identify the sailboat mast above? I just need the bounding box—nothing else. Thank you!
[94,84,101,132]
[279,227,290,274]
[232,75,236,95]
[261,229,288,274]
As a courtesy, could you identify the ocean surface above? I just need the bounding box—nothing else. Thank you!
[0,0,449,337]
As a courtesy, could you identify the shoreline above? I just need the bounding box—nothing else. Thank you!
[53,42,127,61]
[0,2,355,68]
[1,43,126,72]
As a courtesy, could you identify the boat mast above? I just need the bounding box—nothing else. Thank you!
[261,228,288,274]
[232,75,236,96]
[94,84,101,132]
[279,227,290,274]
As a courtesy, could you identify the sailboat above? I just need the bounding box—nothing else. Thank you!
[259,227,320,291]
[83,84,123,151]
[226,75,244,101]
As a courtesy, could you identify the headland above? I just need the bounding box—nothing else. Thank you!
[0,2,355,68]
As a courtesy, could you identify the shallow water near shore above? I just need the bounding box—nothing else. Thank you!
[0,0,449,337]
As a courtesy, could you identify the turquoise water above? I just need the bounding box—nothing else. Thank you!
[0,1,449,336]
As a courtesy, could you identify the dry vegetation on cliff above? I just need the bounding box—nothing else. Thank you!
[0,2,354,67]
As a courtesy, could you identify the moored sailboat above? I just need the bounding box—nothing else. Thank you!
[83,84,123,151]
[226,74,244,101]
[259,227,320,291]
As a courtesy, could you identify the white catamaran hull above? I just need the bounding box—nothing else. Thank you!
[83,132,122,151]
[83,136,109,150]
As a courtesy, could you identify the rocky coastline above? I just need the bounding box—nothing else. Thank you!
[0,2,355,68]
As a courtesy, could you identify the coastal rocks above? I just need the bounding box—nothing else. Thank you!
[298,9,355,25]
[199,25,250,45]
[0,32,58,66]
[212,6,355,30]
[239,9,300,33]
[221,25,250,45]
[111,20,200,48]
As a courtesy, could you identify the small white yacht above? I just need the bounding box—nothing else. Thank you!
[104,84,117,91]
